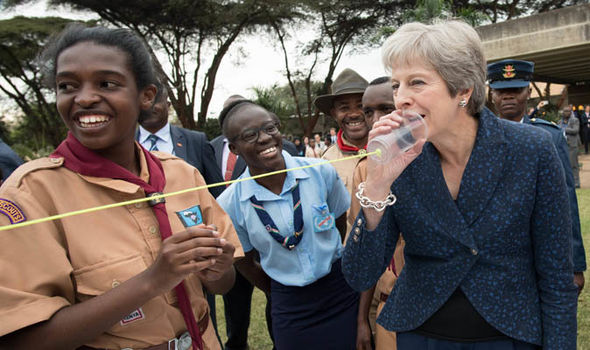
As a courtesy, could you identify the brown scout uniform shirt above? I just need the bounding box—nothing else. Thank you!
[0,148,243,349]
[322,140,364,236]
[349,158,405,297]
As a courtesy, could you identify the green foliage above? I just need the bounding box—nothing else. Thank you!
[0,16,78,151]
[201,117,222,142]
[537,103,561,124]
[31,0,301,132]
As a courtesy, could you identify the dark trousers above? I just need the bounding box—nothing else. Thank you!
[205,291,223,346]
[222,269,255,350]
[584,126,590,153]
[397,332,540,350]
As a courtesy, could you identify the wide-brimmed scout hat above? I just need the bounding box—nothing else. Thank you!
[314,68,368,115]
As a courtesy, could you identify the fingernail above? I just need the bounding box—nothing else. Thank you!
[212,230,219,236]
[219,238,227,244]
[211,258,216,264]
[217,248,222,254]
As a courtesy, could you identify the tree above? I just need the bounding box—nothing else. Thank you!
[8,0,299,131]
[266,0,415,137]
[0,16,78,149]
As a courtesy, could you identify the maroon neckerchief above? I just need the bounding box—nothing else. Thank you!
[336,129,366,153]
[51,132,202,350]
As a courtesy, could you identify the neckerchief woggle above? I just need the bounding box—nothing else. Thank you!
[51,132,203,350]
[250,181,303,250]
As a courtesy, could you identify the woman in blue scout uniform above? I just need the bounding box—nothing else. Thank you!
[217,100,357,350]
[342,20,577,349]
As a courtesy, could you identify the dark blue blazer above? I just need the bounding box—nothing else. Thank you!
[343,108,578,349]
[136,125,224,198]
[523,116,586,272]
[0,138,23,181]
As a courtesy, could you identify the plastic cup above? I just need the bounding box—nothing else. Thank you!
[367,110,428,163]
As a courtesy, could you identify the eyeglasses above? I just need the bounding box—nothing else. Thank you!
[231,121,280,144]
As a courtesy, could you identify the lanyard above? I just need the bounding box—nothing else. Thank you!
[250,181,304,250]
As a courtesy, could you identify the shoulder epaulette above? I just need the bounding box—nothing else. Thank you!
[530,118,560,130]
[3,157,64,188]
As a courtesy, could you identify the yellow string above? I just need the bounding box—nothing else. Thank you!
[0,150,381,232]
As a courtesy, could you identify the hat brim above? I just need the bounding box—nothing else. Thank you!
[314,90,365,115]
[489,80,530,90]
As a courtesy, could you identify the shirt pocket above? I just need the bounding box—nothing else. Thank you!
[73,254,148,299]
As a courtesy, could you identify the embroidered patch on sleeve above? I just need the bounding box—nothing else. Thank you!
[0,198,26,224]
[175,205,203,228]
[120,307,145,326]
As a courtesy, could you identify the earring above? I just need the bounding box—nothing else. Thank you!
[459,99,467,108]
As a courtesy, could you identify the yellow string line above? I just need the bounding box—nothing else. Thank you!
[0,150,381,232]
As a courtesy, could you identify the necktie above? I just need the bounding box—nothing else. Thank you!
[147,134,160,151]
[225,151,237,182]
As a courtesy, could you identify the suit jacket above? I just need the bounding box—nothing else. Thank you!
[343,108,577,348]
[211,135,298,182]
[524,116,586,272]
[136,126,224,198]
[0,138,23,181]
[564,116,581,148]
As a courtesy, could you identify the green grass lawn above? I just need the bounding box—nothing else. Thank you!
[216,190,590,349]
[577,188,590,349]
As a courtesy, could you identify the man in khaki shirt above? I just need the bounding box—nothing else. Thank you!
[315,69,369,227]
[348,77,404,350]
[0,149,243,349]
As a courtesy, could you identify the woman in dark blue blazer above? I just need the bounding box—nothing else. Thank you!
[342,20,578,350]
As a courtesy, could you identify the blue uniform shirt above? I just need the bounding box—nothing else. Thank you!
[218,151,350,286]
[524,115,586,272]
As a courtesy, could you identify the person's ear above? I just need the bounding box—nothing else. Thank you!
[140,84,157,111]
[228,142,240,156]
[527,87,532,99]
[459,88,474,104]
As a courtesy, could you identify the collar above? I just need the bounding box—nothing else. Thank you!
[138,123,172,145]
[238,151,309,202]
[337,129,366,153]
[78,142,151,193]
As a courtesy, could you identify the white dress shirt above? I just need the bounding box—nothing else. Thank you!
[138,123,175,155]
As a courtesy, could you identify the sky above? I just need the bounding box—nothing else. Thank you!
[0,1,387,118]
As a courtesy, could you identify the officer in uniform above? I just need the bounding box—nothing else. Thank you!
[488,59,586,294]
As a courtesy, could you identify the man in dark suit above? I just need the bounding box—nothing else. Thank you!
[137,83,225,345]
[211,95,297,350]
[488,59,586,294]
[137,83,224,198]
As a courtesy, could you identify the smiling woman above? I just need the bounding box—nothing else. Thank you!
[0,25,243,350]
[217,100,358,350]
[343,20,578,350]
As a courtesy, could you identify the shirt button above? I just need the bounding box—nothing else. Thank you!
[357,219,363,226]
[148,226,158,234]
[471,248,478,256]
[112,280,121,288]
[353,235,359,243]
[354,227,361,234]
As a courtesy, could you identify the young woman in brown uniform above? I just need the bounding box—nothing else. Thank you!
[0,25,242,350]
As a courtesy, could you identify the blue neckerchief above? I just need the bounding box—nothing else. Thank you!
[249,181,303,250]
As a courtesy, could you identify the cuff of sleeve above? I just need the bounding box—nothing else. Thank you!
[0,297,70,337]
[348,206,392,245]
